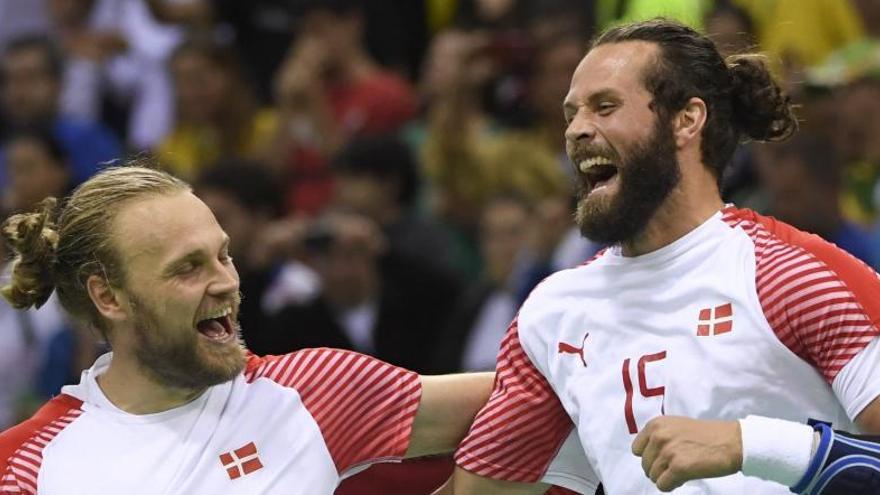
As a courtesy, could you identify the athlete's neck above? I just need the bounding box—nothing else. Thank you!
[620,161,724,257]
[97,354,205,415]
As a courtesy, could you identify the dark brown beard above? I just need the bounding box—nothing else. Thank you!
[129,292,246,391]
[575,117,681,245]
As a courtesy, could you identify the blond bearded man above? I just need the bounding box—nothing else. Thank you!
[0,164,505,494]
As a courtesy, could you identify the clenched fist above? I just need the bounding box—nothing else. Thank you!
[631,416,743,492]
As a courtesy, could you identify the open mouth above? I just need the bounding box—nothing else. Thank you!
[195,307,235,344]
[578,156,619,193]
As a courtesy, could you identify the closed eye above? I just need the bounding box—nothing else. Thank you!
[175,260,200,276]
[218,238,232,264]
[597,102,617,116]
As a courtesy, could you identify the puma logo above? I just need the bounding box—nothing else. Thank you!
[558,332,590,367]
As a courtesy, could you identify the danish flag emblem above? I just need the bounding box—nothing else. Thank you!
[219,442,264,480]
[697,303,733,336]
[558,332,590,367]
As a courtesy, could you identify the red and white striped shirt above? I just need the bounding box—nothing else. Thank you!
[456,207,880,494]
[0,348,421,494]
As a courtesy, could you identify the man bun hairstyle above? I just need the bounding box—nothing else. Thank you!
[2,198,60,309]
[593,18,797,182]
[1,160,189,337]
[727,55,797,142]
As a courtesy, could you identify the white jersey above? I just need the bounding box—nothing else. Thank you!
[456,207,880,494]
[0,348,421,494]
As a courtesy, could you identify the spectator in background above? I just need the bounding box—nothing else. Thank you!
[143,0,428,109]
[703,1,763,206]
[734,0,864,90]
[419,28,511,282]
[143,0,294,104]
[0,36,121,188]
[478,135,600,305]
[802,0,880,267]
[0,250,74,431]
[0,131,88,430]
[248,212,459,375]
[2,127,72,215]
[331,135,456,277]
[193,160,285,336]
[434,194,532,373]
[47,0,180,149]
[159,38,276,181]
[526,0,596,41]
[0,0,49,51]
[269,0,417,214]
[704,0,756,58]
[829,78,880,269]
[525,26,587,171]
[824,78,880,228]
[596,0,708,31]
[757,130,875,266]
[421,25,594,285]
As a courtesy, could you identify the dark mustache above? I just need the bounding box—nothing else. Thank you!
[569,144,618,163]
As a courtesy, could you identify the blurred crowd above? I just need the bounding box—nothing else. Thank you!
[1,0,880,433]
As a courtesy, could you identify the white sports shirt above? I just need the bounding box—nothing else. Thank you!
[0,348,422,494]
[455,207,880,494]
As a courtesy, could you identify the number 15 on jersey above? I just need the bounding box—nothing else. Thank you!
[622,350,667,434]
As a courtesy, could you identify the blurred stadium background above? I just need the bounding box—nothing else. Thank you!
[0,0,878,493]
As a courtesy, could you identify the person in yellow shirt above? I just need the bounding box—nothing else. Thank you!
[734,0,864,70]
[159,38,276,180]
[596,0,709,31]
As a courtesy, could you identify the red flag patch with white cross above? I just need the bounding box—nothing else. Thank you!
[697,303,733,336]
[219,441,264,480]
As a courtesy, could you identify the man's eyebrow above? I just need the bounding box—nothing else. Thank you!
[564,88,621,113]
[586,88,621,104]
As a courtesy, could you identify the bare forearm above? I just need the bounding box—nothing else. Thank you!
[406,372,494,458]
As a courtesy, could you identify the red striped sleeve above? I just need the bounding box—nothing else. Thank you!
[723,207,880,382]
[454,319,575,482]
[1,395,83,494]
[244,348,421,474]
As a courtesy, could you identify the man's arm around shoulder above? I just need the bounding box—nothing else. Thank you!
[405,373,495,458]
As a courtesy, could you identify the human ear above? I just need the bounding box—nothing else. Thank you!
[674,97,708,148]
[86,274,128,323]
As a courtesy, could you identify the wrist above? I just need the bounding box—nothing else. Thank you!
[739,415,815,487]
[729,419,744,472]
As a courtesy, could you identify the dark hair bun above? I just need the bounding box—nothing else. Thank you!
[1,198,59,309]
[728,54,798,142]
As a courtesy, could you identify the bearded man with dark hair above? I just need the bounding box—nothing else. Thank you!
[436,18,880,495]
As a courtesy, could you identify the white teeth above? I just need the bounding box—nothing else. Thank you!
[200,306,232,322]
[578,156,614,173]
